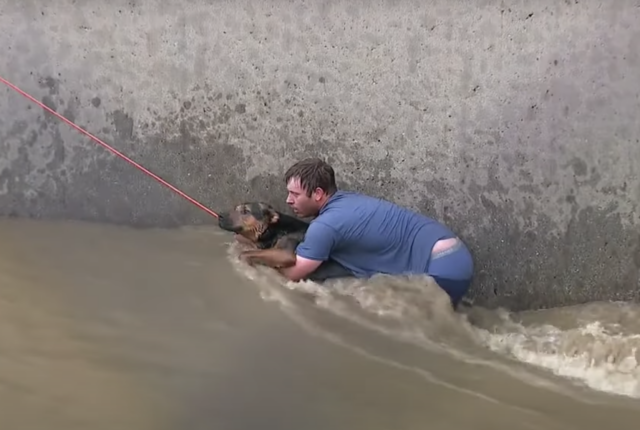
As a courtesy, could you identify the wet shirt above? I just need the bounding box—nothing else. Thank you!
[295,191,456,277]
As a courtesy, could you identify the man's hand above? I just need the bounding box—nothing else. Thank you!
[237,249,321,282]
[238,251,255,266]
[239,248,297,269]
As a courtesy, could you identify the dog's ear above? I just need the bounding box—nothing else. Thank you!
[265,208,280,224]
[258,203,280,224]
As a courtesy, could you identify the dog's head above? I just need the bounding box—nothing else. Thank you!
[217,201,281,244]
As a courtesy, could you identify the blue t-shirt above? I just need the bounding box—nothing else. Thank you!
[295,191,456,278]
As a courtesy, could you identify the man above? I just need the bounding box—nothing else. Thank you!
[277,158,474,308]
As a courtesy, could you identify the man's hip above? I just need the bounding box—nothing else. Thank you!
[427,238,474,307]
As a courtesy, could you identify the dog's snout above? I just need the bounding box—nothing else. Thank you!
[216,212,243,234]
[217,213,228,226]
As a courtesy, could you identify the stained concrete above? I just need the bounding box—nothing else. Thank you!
[0,0,639,311]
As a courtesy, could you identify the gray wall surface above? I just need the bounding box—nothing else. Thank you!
[1,0,639,311]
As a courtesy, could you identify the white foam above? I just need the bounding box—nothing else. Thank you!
[477,318,640,398]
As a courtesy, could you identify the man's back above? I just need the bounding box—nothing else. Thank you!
[295,191,456,277]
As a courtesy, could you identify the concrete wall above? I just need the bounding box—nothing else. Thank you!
[1,0,639,311]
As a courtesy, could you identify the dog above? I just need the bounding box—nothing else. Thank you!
[217,201,354,282]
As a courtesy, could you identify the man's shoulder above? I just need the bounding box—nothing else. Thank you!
[330,190,408,215]
[314,191,386,227]
[326,190,383,208]
[309,191,358,229]
[326,190,429,224]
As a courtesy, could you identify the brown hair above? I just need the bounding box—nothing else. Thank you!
[284,158,338,197]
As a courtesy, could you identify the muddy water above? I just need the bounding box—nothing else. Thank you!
[1,218,639,430]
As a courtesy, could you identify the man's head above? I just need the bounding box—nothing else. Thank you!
[284,158,337,217]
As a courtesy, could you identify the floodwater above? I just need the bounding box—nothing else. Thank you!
[1,217,639,430]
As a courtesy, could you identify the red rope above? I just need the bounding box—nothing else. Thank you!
[0,75,219,219]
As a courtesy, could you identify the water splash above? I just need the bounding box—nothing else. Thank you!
[226,241,640,400]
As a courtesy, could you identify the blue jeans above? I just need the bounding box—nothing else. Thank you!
[426,239,474,308]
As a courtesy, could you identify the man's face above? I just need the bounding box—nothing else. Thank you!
[286,177,322,217]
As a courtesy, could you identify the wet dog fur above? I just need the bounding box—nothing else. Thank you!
[217,202,354,282]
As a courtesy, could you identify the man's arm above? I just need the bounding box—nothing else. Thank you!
[278,222,336,282]
[278,256,322,281]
